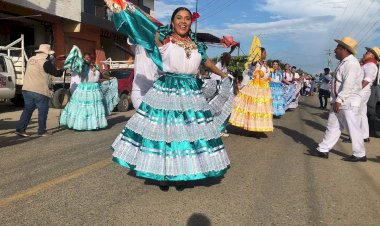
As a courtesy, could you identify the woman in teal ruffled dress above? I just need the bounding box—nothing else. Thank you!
[106,2,231,191]
[60,57,108,130]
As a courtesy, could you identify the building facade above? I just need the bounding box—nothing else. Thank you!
[0,0,155,65]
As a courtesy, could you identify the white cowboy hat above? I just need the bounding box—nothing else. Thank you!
[365,46,380,60]
[35,44,55,55]
[334,37,357,55]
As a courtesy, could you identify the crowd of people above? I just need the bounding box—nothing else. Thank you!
[13,1,378,191]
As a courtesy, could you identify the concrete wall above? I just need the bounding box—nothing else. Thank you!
[4,0,83,22]
[143,0,155,16]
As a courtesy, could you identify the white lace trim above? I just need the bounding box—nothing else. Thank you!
[142,88,211,111]
[112,135,230,176]
[136,109,213,124]
[153,82,203,95]
[123,113,221,142]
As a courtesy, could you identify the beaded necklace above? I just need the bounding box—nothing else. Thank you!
[171,33,197,59]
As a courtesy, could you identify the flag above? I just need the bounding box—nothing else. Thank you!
[244,36,261,70]
[63,45,84,74]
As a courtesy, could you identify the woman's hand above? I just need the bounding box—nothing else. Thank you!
[204,58,228,78]
[155,30,163,47]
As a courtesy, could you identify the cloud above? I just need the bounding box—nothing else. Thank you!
[154,0,196,21]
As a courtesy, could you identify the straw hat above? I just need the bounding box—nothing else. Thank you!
[35,44,55,55]
[334,37,357,55]
[365,46,380,60]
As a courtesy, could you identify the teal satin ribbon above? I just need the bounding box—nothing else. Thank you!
[113,6,208,70]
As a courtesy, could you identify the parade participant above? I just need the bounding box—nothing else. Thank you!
[99,64,119,115]
[15,44,63,137]
[106,3,230,191]
[208,51,235,137]
[318,68,332,109]
[311,37,366,162]
[288,66,302,109]
[229,47,273,132]
[269,61,285,117]
[359,47,379,142]
[69,52,90,94]
[209,52,231,81]
[60,53,108,130]
[342,46,379,144]
[282,63,295,110]
[310,77,315,96]
[129,42,161,109]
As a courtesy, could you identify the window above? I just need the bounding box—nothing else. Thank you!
[0,57,7,73]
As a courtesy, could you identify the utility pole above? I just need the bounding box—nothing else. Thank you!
[325,49,332,69]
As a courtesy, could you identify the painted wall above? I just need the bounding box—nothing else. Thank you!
[143,0,154,16]
[3,0,82,22]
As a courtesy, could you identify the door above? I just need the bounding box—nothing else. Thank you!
[0,55,16,99]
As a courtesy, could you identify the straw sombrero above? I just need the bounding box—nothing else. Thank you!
[334,37,357,55]
[365,46,380,60]
[35,44,55,55]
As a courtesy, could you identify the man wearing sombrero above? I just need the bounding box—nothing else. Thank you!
[311,37,367,162]
[15,44,62,137]
[342,46,380,144]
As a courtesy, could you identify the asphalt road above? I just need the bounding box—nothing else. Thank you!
[1,97,380,225]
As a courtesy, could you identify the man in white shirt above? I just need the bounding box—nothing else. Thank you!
[318,68,332,109]
[343,46,379,144]
[360,47,379,142]
[311,37,366,162]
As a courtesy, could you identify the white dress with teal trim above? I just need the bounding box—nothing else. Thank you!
[60,68,108,130]
[269,71,285,116]
[112,42,230,181]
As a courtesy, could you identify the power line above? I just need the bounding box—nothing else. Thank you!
[357,16,380,45]
[198,0,234,23]
[331,0,352,39]
[347,0,375,37]
[336,0,361,38]
[198,0,219,11]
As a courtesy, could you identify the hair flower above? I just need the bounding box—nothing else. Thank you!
[191,12,200,22]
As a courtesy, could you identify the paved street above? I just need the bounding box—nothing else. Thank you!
[1,97,380,225]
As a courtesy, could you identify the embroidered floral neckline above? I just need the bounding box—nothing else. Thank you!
[171,34,198,59]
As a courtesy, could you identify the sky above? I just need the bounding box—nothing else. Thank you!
[155,0,380,75]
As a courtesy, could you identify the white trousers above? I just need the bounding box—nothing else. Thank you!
[318,105,366,157]
[360,90,371,139]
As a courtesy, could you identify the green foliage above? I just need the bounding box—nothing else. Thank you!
[227,56,247,78]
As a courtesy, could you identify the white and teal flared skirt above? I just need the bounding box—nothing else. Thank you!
[203,77,235,133]
[60,82,108,130]
[112,73,230,181]
[100,78,120,115]
[283,83,295,111]
[270,82,285,116]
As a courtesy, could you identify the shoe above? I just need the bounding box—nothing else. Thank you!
[175,185,185,191]
[343,138,370,143]
[159,185,169,191]
[37,131,53,137]
[342,155,367,162]
[15,130,31,137]
[221,132,230,137]
[342,138,351,143]
[310,150,329,159]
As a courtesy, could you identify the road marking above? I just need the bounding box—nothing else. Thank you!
[0,159,112,207]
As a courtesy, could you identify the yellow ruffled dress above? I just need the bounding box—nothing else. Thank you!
[229,68,273,132]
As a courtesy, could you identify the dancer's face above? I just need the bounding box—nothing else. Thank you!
[172,10,192,37]
[273,62,278,70]
[261,50,267,60]
[362,51,375,62]
[83,54,91,64]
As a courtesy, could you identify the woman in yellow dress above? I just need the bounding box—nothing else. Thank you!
[229,47,273,132]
